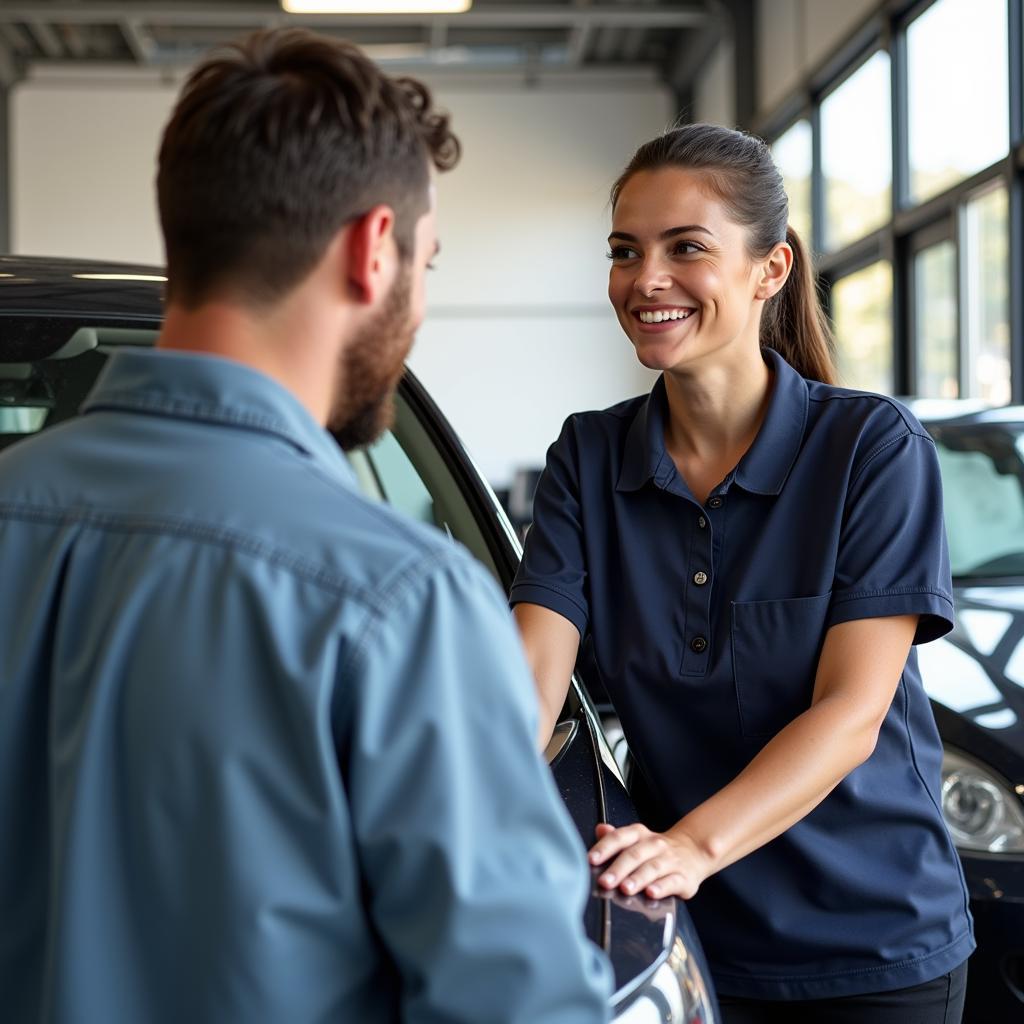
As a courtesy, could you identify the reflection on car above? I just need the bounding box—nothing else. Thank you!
[0,255,718,1024]
[907,402,1024,1022]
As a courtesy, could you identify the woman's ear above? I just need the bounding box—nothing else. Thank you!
[345,205,396,304]
[755,242,794,301]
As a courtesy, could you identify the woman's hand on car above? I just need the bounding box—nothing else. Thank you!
[588,822,712,900]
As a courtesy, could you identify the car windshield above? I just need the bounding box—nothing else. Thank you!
[929,420,1024,580]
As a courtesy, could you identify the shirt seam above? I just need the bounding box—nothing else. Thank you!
[848,429,910,489]
[84,394,312,452]
[711,928,973,983]
[830,585,953,606]
[0,501,437,615]
[509,579,588,621]
[807,390,932,438]
[334,547,462,683]
[901,672,976,925]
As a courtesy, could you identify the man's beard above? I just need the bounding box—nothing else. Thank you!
[329,266,414,451]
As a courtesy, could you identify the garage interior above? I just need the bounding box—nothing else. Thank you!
[1,2,1023,1022]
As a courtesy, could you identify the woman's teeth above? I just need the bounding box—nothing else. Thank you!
[638,309,694,324]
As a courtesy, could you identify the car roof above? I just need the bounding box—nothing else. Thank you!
[898,396,1024,428]
[0,255,165,362]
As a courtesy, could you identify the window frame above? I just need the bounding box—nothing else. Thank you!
[758,0,1024,403]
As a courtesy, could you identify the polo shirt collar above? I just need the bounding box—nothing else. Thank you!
[81,347,358,487]
[734,348,809,495]
[617,374,673,492]
[616,347,809,496]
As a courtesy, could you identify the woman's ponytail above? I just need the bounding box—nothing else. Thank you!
[760,227,836,385]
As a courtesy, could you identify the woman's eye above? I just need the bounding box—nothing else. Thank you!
[672,240,703,256]
[607,246,639,261]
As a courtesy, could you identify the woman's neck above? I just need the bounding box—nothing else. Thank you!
[662,348,773,502]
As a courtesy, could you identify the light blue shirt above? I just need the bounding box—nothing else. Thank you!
[0,348,611,1024]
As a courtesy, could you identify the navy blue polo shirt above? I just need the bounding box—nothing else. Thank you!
[511,348,975,1000]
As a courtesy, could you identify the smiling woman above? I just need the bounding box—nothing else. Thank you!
[511,122,974,1024]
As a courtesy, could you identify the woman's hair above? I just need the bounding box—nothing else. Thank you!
[611,122,836,384]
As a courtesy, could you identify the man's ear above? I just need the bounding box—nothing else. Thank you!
[346,205,396,304]
[754,241,794,301]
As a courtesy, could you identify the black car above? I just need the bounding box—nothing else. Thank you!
[0,256,719,1024]
[908,402,1024,1023]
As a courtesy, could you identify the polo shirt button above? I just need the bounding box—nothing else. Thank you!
[690,636,707,653]
[693,571,708,586]
[697,516,707,529]
[707,496,723,509]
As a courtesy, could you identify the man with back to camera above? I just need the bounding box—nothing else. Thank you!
[0,28,612,1024]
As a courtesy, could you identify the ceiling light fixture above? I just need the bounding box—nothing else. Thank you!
[282,1,472,13]
[72,274,168,282]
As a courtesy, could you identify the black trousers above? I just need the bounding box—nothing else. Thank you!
[718,961,968,1024]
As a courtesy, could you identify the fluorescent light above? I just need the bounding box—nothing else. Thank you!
[283,1,472,13]
[73,274,168,282]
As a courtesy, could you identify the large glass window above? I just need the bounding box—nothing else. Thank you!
[831,261,894,393]
[907,0,1009,203]
[963,184,1011,405]
[771,119,812,246]
[914,239,958,398]
[821,52,892,252]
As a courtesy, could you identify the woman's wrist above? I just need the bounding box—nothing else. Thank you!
[666,818,724,879]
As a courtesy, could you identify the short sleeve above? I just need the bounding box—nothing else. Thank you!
[509,418,590,637]
[827,429,955,644]
[342,551,612,1024]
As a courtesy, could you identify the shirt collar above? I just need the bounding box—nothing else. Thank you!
[81,347,358,487]
[616,347,809,496]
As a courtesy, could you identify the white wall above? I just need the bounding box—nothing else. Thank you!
[757,0,880,120]
[12,72,174,264]
[695,36,735,126]
[11,67,671,486]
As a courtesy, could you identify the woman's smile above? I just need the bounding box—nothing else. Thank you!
[632,305,698,328]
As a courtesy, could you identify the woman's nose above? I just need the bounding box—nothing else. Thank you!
[634,264,670,296]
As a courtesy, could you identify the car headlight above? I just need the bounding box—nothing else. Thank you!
[941,748,1024,854]
[614,935,718,1024]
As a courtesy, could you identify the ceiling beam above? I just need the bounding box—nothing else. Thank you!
[0,23,33,55]
[26,20,64,59]
[665,20,722,98]
[429,19,447,50]
[0,4,709,31]
[120,20,154,64]
[60,24,90,59]
[566,23,590,65]
[720,0,756,128]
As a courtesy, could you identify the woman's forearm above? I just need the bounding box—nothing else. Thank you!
[670,693,879,873]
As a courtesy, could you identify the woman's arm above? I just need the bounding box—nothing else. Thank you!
[513,603,582,750]
[588,613,919,899]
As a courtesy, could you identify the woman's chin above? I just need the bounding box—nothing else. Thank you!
[631,338,685,372]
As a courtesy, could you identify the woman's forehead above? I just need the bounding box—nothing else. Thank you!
[612,169,734,235]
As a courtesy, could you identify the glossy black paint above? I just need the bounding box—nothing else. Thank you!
[0,255,165,325]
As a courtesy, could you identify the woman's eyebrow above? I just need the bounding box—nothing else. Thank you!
[607,225,714,243]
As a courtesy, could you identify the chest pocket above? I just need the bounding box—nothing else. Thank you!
[730,593,832,739]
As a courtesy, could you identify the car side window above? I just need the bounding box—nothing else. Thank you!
[344,395,503,585]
